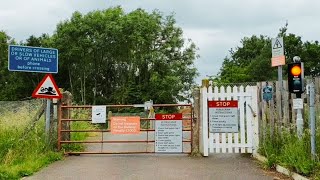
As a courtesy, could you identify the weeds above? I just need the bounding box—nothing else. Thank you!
[260,126,320,177]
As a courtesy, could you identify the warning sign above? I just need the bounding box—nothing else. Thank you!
[92,106,106,123]
[111,116,140,134]
[208,100,238,133]
[271,37,285,67]
[273,38,283,49]
[32,74,62,99]
[155,114,183,153]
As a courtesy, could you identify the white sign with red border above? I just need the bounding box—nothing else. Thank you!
[155,113,183,153]
[208,100,238,133]
[32,74,62,99]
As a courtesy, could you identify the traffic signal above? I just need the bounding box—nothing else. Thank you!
[288,62,304,93]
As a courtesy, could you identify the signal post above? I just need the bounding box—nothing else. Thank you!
[287,56,304,138]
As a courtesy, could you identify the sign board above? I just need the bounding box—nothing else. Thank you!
[155,114,183,153]
[32,74,62,99]
[271,37,285,67]
[8,45,58,73]
[92,106,106,123]
[262,85,273,102]
[111,116,140,134]
[208,100,238,133]
[293,98,303,109]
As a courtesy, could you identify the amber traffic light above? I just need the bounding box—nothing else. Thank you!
[288,62,304,94]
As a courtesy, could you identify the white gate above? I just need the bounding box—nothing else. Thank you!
[199,85,259,156]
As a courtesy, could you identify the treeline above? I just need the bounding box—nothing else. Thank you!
[216,24,320,83]
[0,7,198,104]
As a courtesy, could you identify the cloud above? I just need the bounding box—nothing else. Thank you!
[1,0,320,84]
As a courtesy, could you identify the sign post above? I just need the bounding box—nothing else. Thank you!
[32,74,62,141]
[9,45,60,143]
[271,37,285,123]
[208,100,238,133]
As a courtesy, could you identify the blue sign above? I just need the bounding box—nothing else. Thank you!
[8,45,58,73]
[263,85,273,102]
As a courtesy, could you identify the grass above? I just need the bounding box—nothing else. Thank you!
[260,126,320,178]
[0,100,93,179]
[61,108,96,152]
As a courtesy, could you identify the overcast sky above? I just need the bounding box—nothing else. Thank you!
[1,0,319,84]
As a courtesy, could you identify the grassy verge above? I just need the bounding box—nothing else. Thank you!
[0,101,94,180]
[260,126,320,178]
[0,115,62,180]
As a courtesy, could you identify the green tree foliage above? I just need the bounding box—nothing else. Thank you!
[216,24,320,83]
[0,7,198,103]
[0,32,52,100]
[51,7,198,104]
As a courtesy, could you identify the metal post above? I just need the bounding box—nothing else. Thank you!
[309,82,316,160]
[45,99,51,140]
[296,108,303,139]
[296,93,303,139]
[278,66,283,122]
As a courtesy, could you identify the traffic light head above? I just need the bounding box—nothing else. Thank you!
[288,62,304,93]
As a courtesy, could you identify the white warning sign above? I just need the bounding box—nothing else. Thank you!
[92,106,107,123]
[32,74,62,99]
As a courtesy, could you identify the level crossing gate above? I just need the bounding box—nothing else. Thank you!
[57,104,193,155]
[200,85,259,156]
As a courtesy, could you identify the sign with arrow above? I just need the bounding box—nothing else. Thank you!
[32,74,62,99]
[271,37,285,67]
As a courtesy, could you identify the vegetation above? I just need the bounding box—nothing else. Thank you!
[0,100,93,180]
[216,24,320,83]
[0,7,198,104]
[260,127,320,178]
[0,100,62,180]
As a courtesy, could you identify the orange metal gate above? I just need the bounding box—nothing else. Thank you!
[57,104,193,155]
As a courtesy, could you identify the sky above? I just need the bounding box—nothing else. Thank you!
[1,0,320,84]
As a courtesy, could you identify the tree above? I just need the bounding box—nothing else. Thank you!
[216,24,320,83]
[51,7,198,104]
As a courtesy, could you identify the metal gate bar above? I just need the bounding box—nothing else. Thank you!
[58,104,193,155]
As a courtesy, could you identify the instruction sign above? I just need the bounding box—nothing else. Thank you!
[111,116,140,134]
[8,45,58,73]
[209,100,238,133]
[293,98,303,109]
[155,114,182,153]
[271,37,285,67]
[92,106,106,123]
[32,74,62,99]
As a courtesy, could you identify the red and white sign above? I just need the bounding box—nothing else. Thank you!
[208,100,239,133]
[208,100,238,108]
[32,74,62,99]
[155,113,182,120]
[155,113,183,153]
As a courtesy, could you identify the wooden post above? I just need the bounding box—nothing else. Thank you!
[256,82,263,145]
[282,80,289,127]
[191,88,201,156]
[60,91,72,141]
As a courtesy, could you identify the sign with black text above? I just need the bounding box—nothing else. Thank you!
[155,113,182,153]
[209,100,238,133]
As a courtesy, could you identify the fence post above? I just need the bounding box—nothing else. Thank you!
[191,88,200,156]
[200,85,209,156]
[250,86,259,155]
[309,81,316,160]
[61,91,72,141]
